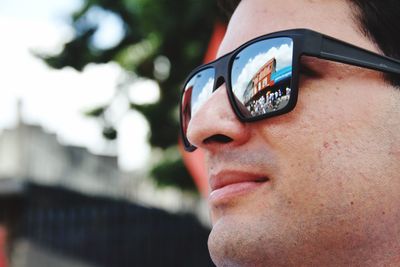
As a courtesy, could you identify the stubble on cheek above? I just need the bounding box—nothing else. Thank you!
[206,78,400,266]
[208,213,289,267]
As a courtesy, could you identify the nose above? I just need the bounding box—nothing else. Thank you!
[186,84,251,152]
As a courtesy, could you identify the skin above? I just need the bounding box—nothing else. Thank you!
[186,0,400,266]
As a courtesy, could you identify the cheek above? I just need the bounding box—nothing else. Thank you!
[260,77,376,159]
[256,76,398,209]
[261,73,387,157]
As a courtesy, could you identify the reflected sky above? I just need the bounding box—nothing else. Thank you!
[186,68,215,116]
[231,38,293,98]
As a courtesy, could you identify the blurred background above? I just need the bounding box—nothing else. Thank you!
[0,0,228,266]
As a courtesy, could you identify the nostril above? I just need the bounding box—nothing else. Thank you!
[203,134,233,145]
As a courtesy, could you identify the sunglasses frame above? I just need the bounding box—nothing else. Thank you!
[180,28,400,152]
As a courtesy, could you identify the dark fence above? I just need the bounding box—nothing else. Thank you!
[0,183,214,267]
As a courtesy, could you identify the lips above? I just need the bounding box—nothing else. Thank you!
[209,170,270,203]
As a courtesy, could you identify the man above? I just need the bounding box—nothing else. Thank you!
[180,0,400,266]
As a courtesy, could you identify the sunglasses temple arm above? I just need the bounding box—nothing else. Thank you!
[305,35,400,75]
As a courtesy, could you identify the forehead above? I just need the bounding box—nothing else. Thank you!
[217,0,377,57]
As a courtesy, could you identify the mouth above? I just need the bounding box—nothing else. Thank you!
[254,177,269,183]
[209,171,270,204]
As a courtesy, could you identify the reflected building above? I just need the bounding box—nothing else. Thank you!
[243,57,292,114]
[181,85,193,134]
[243,58,277,105]
[252,58,277,96]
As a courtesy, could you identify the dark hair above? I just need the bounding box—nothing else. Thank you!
[217,0,241,21]
[349,0,400,86]
[217,0,400,86]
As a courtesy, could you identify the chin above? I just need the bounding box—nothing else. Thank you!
[207,215,279,267]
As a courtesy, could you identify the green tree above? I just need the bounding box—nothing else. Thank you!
[39,0,222,192]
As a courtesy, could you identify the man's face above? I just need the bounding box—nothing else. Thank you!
[187,0,400,266]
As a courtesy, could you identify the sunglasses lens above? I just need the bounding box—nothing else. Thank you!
[181,67,215,139]
[231,37,293,119]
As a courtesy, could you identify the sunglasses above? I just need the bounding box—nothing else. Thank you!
[180,28,400,152]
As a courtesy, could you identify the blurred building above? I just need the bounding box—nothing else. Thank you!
[0,122,132,197]
[0,121,207,213]
[0,122,212,267]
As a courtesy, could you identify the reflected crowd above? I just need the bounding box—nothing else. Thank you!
[247,87,291,116]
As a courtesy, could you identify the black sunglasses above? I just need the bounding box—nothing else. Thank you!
[180,28,400,152]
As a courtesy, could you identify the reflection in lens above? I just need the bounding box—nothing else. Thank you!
[181,68,215,134]
[231,37,293,118]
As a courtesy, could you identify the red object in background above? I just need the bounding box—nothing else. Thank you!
[180,21,227,198]
[0,226,8,267]
[202,22,227,65]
